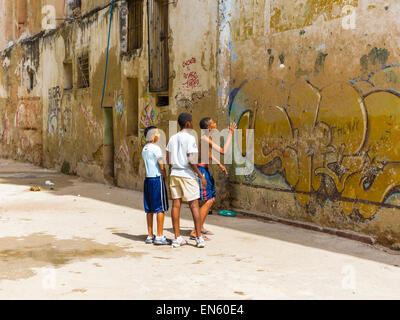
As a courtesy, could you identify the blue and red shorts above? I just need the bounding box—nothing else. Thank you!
[197,165,216,201]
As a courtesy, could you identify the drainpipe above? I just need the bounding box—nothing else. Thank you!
[100,0,115,109]
[102,0,116,183]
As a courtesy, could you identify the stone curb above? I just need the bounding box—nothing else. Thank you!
[234,210,376,245]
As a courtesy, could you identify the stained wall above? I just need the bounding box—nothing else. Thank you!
[0,0,220,192]
[225,0,400,246]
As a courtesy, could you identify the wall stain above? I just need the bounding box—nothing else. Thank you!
[271,0,358,33]
[314,52,328,75]
[360,47,390,75]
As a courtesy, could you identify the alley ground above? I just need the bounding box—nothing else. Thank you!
[0,159,399,300]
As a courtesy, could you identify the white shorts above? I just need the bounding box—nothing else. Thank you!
[170,176,200,202]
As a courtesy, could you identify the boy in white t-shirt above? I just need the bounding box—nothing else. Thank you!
[142,126,171,246]
[166,113,207,248]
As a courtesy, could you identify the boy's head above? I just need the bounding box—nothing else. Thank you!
[200,117,217,130]
[178,113,193,130]
[144,126,159,143]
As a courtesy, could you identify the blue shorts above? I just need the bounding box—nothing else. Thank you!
[197,165,216,201]
[143,176,169,213]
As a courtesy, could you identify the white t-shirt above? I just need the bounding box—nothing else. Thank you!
[166,130,198,179]
[142,143,163,178]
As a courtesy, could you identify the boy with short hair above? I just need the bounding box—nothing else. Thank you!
[166,113,207,248]
[190,118,236,240]
[142,126,171,246]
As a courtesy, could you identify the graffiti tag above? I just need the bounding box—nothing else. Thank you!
[182,57,200,90]
[47,86,61,135]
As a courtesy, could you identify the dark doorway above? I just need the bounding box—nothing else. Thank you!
[104,108,114,182]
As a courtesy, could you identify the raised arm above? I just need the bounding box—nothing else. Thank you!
[208,122,237,155]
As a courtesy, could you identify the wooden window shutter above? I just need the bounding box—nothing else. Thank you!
[128,0,143,51]
[148,0,169,92]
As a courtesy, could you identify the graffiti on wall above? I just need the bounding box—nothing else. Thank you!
[140,93,161,128]
[115,93,124,116]
[114,90,129,163]
[47,86,61,135]
[182,57,200,90]
[139,93,160,148]
[62,105,73,138]
[116,139,129,162]
[230,62,400,220]
[0,98,42,163]
[80,103,97,135]
[15,100,41,130]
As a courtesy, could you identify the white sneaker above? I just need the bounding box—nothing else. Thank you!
[145,235,155,244]
[196,236,206,248]
[172,236,187,248]
[154,236,172,246]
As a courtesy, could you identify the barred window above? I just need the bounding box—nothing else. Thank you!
[77,53,89,89]
[128,0,143,51]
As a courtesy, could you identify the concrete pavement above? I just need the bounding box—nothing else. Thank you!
[0,159,399,299]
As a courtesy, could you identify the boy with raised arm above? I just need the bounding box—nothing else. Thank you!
[189,118,236,240]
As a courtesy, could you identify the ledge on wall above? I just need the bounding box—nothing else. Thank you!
[233,208,376,246]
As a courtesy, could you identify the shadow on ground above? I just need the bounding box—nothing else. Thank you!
[113,233,148,243]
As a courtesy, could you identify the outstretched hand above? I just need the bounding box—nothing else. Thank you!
[229,122,237,133]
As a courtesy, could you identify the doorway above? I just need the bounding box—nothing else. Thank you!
[104,108,114,182]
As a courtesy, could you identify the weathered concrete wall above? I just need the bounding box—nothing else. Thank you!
[225,0,400,246]
[0,0,220,192]
[0,1,7,49]
[40,7,116,183]
[0,42,43,165]
[0,0,66,50]
[116,0,221,192]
